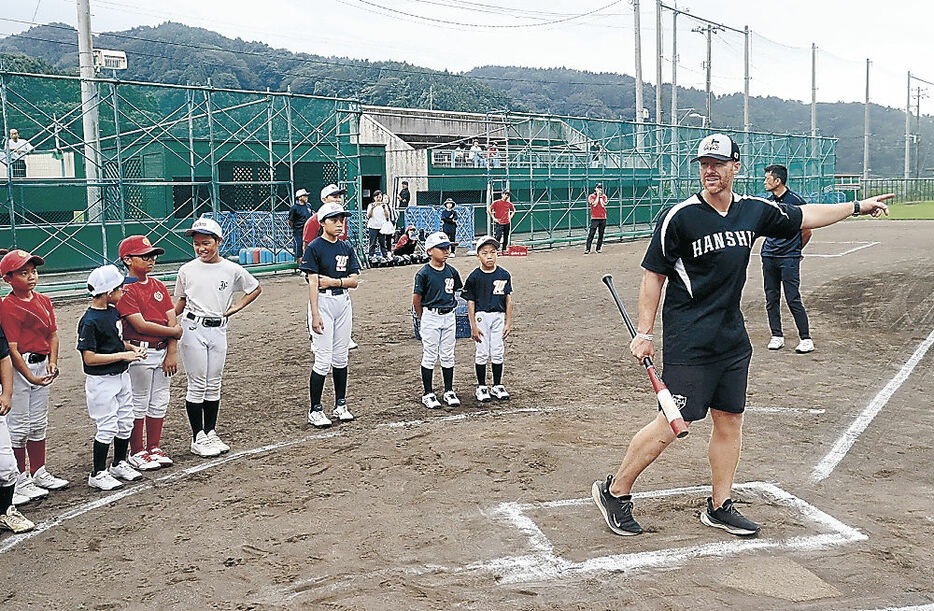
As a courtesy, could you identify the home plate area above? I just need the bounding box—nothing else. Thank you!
[472,482,865,585]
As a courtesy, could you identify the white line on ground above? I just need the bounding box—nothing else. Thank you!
[864,605,934,611]
[746,406,826,414]
[379,406,562,428]
[811,326,934,482]
[753,241,879,258]
[0,406,559,554]
[474,481,865,583]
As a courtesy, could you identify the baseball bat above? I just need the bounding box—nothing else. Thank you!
[602,274,689,439]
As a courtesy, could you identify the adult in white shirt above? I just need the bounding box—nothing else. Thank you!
[366,191,389,257]
[6,129,33,177]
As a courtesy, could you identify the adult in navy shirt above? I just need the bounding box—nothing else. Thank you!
[288,189,314,263]
[440,198,459,256]
[761,164,812,353]
[592,133,893,540]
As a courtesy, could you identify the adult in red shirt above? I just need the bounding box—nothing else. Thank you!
[488,190,516,254]
[585,183,608,254]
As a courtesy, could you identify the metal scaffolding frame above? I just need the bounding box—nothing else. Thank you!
[0,71,363,272]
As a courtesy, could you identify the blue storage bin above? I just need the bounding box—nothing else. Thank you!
[276,251,292,263]
[238,248,249,264]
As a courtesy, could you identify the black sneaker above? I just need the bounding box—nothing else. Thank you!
[591,475,643,536]
[700,497,760,536]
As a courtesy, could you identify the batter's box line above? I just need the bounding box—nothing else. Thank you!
[470,481,866,584]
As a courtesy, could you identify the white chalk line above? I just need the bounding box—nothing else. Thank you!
[865,605,934,611]
[753,241,879,258]
[0,406,559,555]
[811,326,934,482]
[747,406,826,415]
[379,406,564,429]
[473,481,865,584]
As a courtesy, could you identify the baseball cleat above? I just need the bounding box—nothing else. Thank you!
[15,473,49,500]
[88,470,124,491]
[584,250,591,255]
[592,475,643,536]
[147,447,173,466]
[767,336,784,350]
[349,339,359,350]
[421,392,442,410]
[12,491,31,506]
[205,430,230,453]
[795,339,815,353]
[127,450,161,471]
[0,506,35,533]
[109,460,143,482]
[333,399,355,422]
[596,249,602,254]
[442,390,461,407]
[700,497,761,537]
[190,431,222,457]
[490,385,510,400]
[31,466,70,490]
[475,385,492,402]
[308,406,332,428]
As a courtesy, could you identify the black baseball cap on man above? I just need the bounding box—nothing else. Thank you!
[691,133,741,162]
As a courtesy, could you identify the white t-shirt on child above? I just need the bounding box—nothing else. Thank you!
[174,258,259,318]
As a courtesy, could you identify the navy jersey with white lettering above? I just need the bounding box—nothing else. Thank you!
[414,263,462,309]
[462,266,512,313]
[300,236,360,278]
[641,191,802,365]
[760,189,807,257]
[77,306,128,375]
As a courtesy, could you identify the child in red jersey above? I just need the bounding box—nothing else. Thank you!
[117,236,183,469]
[0,250,68,501]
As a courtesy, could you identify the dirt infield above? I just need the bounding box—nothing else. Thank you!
[2,220,933,609]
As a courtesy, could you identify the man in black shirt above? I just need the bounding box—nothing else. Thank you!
[592,133,892,538]
[761,164,813,353]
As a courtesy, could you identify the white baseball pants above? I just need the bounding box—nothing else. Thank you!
[420,309,456,369]
[85,372,134,444]
[179,321,228,403]
[7,357,51,447]
[473,311,506,365]
[127,346,170,419]
[308,294,352,376]
[0,416,18,487]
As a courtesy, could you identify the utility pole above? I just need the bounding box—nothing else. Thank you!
[634,0,644,149]
[915,86,927,178]
[905,71,912,180]
[77,0,104,258]
[810,43,817,140]
[655,0,663,126]
[670,3,678,129]
[743,25,750,133]
[429,84,433,111]
[863,59,870,181]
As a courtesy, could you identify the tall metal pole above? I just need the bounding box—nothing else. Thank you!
[77,0,105,260]
[634,0,644,149]
[810,44,818,139]
[1,73,17,247]
[743,25,750,133]
[655,0,663,125]
[670,3,679,194]
[705,24,712,127]
[863,59,870,180]
[905,71,911,179]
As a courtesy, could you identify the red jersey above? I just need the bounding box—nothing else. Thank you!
[116,277,173,344]
[303,216,348,246]
[589,193,608,220]
[1,291,57,355]
[490,199,515,225]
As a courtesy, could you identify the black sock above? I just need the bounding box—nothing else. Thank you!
[492,362,503,386]
[475,363,486,385]
[421,366,434,394]
[309,371,326,408]
[113,436,130,466]
[442,366,454,393]
[203,399,220,433]
[186,401,204,441]
[332,367,348,403]
[0,484,14,512]
[93,439,110,474]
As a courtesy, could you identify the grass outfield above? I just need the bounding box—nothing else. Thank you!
[878,200,934,219]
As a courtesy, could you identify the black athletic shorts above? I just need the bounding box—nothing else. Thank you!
[661,352,751,422]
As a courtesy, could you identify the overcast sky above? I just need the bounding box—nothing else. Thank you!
[2,0,931,111]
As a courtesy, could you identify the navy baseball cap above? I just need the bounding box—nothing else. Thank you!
[691,133,741,162]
